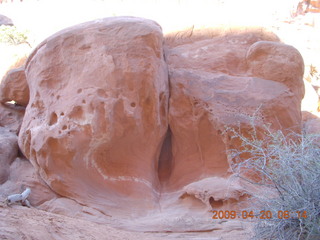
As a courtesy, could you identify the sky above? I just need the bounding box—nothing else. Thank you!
[0,0,299,45]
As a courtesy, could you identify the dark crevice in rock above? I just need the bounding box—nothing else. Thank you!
[157,127,173,186]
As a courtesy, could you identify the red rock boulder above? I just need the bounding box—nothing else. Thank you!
[18,17,169,211]
[0,66,29,106]
[164,30,304,198]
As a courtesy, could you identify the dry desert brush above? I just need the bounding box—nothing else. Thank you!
[228,124,320,240]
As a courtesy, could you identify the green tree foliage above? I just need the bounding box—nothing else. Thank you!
[0,25,30,46]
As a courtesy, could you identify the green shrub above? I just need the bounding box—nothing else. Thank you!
[228,124,320,240]
[0,25,30,46]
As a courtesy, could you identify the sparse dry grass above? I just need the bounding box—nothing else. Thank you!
[228,121,320,240]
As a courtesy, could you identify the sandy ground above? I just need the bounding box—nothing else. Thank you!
[0,203,165,240]
[0,203,252,240]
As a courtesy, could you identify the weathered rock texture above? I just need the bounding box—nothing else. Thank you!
[19,17,168,211]
[0,66,29,106]
[16,17,305,222]
[0,103,25,134]
[0,157,57,207]
[246,41,305,99]
[0,127,18,184]
[165,29,304,199]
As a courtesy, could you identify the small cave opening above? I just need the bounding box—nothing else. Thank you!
[209,197,224,209]
[157,127,173,186]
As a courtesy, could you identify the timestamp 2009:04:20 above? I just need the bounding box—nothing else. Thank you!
[211,210,308,220]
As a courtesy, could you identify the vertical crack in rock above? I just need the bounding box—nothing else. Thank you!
[157,127,173,187]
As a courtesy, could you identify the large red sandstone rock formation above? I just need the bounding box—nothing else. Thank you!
[18,17,169,211]
[165,31,304,198]
[4,17,304,222]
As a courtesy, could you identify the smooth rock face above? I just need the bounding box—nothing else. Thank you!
[0,127,18,184]
[165,31,304,196]
[246,41,305,99]
[18,17,169,210]
[0,67,29,106]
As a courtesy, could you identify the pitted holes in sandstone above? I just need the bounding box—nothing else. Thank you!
[69,106,84,121]
[130,102,136,108]
[82,99,86,104]
[77,89,82,94]
[56,95,60,100]
[62,125,68,130]
[48,112,58,126]
[209,197,224,209]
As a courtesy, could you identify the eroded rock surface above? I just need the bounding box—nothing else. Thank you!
[0,103,25,134]
[164,30,304,201]
[0,67,29,106]
[18,17,169,212]
[0,127,18,184]
[0,157,57,207]
[12,17,306,234]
